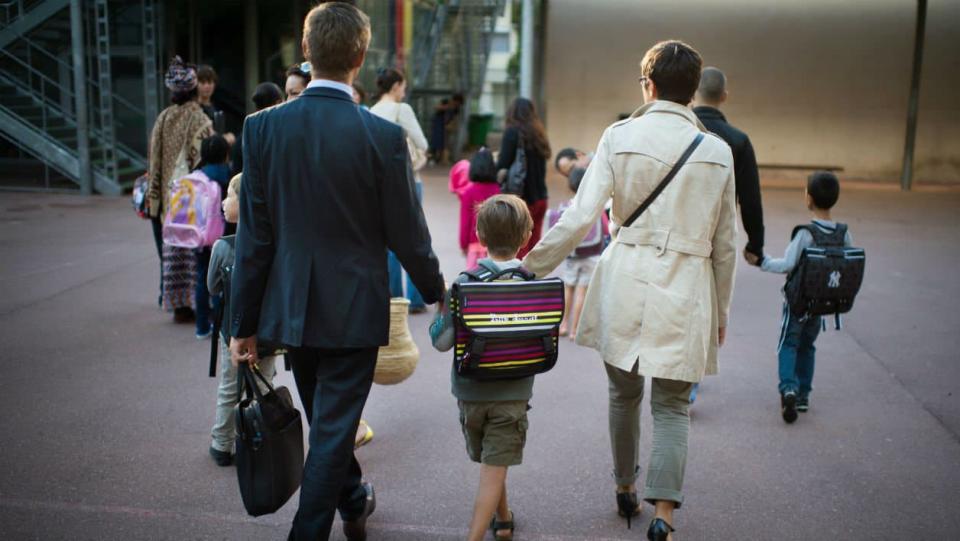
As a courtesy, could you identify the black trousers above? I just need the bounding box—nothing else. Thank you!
[150,216,163,306]
[288,346,378,540]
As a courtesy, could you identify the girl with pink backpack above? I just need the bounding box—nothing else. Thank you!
[162,134,228,338]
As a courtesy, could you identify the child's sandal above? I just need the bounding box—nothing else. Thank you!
[490,511,515,541]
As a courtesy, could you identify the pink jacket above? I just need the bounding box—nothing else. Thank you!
[458,181,502,251]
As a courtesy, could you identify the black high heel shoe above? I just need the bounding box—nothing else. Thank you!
[647,517,675,541]
[616,491,640,529]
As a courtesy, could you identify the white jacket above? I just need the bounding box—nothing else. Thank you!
[523,100,738,382]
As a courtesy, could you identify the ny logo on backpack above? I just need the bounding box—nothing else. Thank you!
[784,223,865,321]
[162,170,225,249]
[451,265,565,381]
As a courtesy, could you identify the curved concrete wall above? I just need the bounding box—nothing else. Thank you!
[543,0,959,184]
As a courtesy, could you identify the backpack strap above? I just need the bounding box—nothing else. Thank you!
[791,223,845,247]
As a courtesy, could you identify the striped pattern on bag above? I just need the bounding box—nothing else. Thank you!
[451,266,565,380]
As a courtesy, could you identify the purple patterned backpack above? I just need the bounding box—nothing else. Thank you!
[162,170,225,249]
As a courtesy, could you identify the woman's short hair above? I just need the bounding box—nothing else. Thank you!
[375,67,404,99]
[640,40,703,105]
[477,195,533,258]
[252,82,284,110]
[196,64,218,84]
[303,2,370,79]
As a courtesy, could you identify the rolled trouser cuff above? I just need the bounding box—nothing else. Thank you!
[612,465,640,487]
[643,487,684,509]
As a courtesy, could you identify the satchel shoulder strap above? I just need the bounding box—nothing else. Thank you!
[622,132,705,229]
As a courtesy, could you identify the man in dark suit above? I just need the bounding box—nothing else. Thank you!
[693,67,765,262]
[229,4,445,539]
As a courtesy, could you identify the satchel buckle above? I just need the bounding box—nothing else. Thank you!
[655,230,670,257]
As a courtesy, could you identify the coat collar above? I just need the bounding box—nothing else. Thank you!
[299,86,356,103]
[692,105,727,123]
[630,100,707,131]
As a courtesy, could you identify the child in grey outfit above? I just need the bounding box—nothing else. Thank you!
[207,174,277,466]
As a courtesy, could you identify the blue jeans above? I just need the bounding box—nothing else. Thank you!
[387,181,425,309]
[777,303,821,397]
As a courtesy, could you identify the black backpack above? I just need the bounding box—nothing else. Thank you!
[209,236,287,377]
[784,223,865,325]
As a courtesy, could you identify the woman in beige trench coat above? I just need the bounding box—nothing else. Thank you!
[523,41,737,540]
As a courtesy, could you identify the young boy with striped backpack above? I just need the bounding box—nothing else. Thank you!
[430,194,565,541]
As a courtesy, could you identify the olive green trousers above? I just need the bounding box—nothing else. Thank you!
[605,361,693,507]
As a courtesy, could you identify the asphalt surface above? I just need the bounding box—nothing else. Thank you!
[0,169,958,541]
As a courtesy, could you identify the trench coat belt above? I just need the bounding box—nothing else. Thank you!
[616,227,713,258]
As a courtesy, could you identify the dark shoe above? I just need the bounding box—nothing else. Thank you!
[616,491,641,529]
[647,517,675,541]
[342,482,376,541]
[797,395,809,413]
[489,510,515,541]
[781,391,798,424]
[173,307,195,324]
[209,446,233,467]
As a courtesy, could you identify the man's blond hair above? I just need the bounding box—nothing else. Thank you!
[303,2,371,80]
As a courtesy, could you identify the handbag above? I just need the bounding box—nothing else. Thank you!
[394,104,428,171]
[500,132,527,196]
[234,363,304,516]
[621,132,704,229]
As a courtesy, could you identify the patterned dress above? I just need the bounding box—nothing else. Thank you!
[147,101,213,311]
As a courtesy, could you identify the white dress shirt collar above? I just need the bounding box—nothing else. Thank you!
[307,78,354,98]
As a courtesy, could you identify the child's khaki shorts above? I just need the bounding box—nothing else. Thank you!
[458,400,529,466]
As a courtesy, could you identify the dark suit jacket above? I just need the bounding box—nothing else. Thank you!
[230,86,444,348]
[694,106,765,255]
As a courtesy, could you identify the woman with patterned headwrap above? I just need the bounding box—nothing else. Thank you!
[147,56,214,323]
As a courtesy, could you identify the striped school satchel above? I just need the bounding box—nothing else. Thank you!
[451,265,565,380]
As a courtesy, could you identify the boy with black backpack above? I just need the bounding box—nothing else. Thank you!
[747,171,864,424]
[206,173,278,465]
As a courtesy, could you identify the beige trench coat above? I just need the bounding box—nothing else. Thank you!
[523,101,737,382]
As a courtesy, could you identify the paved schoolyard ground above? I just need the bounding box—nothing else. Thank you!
[0,169,958,540]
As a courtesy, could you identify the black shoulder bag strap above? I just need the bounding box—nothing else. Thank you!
[622,132,705,229]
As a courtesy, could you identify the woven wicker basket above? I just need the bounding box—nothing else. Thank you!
[374,298,420,385]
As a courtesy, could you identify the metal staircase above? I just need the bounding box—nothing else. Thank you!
[410,0,506,161]
[0,0,149,194]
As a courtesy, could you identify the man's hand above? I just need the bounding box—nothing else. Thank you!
[230,336,259,367]
[743,248,761,267]
[718,327,726,347]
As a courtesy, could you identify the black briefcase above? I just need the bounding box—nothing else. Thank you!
[235,363,304,516]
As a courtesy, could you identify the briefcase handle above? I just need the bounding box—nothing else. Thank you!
[239,363,276,402]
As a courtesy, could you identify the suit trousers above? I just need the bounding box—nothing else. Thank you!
[606,361,692,508]
[288,346,378,540]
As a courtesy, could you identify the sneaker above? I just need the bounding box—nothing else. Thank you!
[781,391,798,424]
[209,446,233,467]
[797,396,809,413]
[195,325,213,340]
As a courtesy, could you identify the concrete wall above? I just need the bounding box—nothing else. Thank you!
[543,0,960,184]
